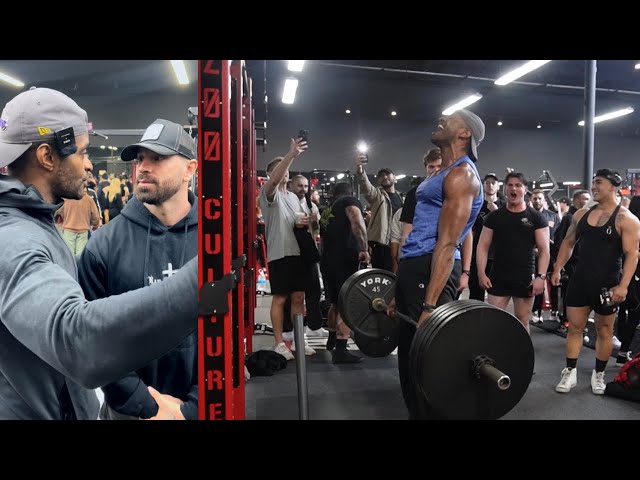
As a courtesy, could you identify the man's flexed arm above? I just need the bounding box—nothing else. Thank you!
[420,166,479,327]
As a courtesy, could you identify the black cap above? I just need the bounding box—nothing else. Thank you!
[594,168,622,187]
[377,167,394,177]
[121,118,196,161]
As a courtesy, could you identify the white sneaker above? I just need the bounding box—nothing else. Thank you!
[305,326,329,338]
[555,367,578,393]
[282,331,294,342]
[274,342,294,361]
[291,340,316,356]
[612,335,622,349]
[591,370,606,395]
[532,314,542,324]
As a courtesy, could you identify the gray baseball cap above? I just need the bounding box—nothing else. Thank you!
[0,87,89,168]
[455,109,485,161]
[120,118,196,162]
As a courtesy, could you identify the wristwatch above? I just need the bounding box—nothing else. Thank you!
[461,269,471,276]
[422,302,437,312]
[536,273,547,280]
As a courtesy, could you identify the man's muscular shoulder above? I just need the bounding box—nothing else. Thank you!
[444,163,480,196]
[616,206,640,230]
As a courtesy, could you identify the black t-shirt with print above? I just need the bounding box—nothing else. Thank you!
[483,205,548,280]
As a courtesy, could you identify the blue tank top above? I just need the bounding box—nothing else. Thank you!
[402,156,483,260]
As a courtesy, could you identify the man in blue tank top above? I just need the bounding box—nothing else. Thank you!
[393,109,485,419]
[551,169,640,395]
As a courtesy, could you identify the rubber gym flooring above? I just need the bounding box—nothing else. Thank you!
[245,293,640,420]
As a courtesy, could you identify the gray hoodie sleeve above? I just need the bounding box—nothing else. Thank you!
[0,248,198,389]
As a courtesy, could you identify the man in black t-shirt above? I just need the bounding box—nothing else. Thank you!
[476,172,550,333]
[468,173,506,301]
[320,182,370,363]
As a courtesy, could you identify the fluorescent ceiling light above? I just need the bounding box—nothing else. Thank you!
[635,63,640,70]
[170,60,189,85]
[395,174,406,180]
[578,107,634,126]
[282,78,299,104]
[539,182,554,188]
[562,181,581,186]
[0,71,25,87]
[494,60,552,86]
[337,173,345,180]
[288,61,305,72]
[442,94,482,115]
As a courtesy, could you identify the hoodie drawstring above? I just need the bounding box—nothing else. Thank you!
[180,221,188,268]
[142,217,152,285]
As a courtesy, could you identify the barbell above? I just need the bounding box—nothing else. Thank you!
[337,268,534,420]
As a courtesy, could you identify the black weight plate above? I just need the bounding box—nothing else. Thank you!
[417,303,534,420]
[409,301,464,416]
[353,330,398,357]
[410,301,469,408]
[338,269,397,339]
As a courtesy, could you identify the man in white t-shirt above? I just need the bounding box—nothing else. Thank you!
[258,137,309,360]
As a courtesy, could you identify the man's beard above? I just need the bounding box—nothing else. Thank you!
[135,176,182,205]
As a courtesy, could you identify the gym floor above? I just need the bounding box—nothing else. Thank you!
[245,292,640,420]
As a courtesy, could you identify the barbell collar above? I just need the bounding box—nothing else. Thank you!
[371,298,417,327]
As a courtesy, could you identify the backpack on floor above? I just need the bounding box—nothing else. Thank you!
[605,353,640,403]
[611,352,640,388]
[245,350,288,377]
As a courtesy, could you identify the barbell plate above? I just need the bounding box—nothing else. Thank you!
[410,301,466,414]
[338,269,397,339]
[353,331,398,357]
[415,300,534,420]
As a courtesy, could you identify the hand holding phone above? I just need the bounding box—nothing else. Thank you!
[297,129,308,143]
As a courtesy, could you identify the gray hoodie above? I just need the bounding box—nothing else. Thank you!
[0,176,197,419]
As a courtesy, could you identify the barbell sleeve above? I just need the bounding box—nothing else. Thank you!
[478,363,511,391]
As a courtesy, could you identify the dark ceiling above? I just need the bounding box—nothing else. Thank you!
[246,60,640,136]
[0,60,638,159]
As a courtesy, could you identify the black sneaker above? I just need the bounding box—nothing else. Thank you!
[332,349,363,364]
[326,331,336,351]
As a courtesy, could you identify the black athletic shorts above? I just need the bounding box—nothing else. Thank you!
[320,260,360,304]
[565,273,619,316]
[268,256,307,295]
[487,269,534,299]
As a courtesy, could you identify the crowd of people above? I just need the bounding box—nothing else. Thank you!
[257,109,640,419]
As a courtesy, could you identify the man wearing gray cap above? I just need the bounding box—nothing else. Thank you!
[392,109,485,419]
[77,119,198,420]
[0,88,197,419]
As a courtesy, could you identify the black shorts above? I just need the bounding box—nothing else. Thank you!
[268,256,307,295]
[488,269,533,299]
[395,254,461,320]
[565,274,619,316]
[321,260,360,304]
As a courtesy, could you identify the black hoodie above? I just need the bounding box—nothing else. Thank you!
[0,176,197,419]
[77,192,198,419]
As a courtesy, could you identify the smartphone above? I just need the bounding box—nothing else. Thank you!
[297,129,308,143]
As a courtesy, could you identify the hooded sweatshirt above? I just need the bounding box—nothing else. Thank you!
[77,192,197,419]
[0,176,197,420]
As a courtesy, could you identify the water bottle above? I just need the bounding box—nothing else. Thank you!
[257,269,267,294]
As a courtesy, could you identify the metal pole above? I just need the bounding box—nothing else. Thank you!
[583,61,597,190]
[293,312,309,420]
